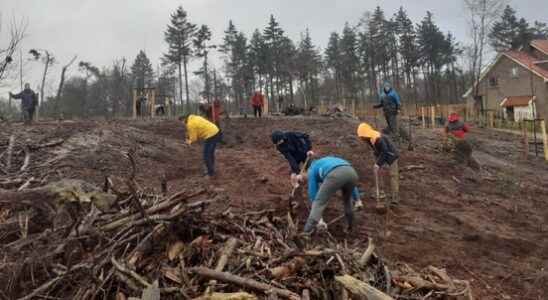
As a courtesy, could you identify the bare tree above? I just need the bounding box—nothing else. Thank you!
[0,15,27,84]
[29,49,55,117]
[463,0,506,115]
[55,55,78,116]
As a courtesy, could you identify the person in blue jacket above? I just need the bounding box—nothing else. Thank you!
[10,83,38,125]
[374,80,401,138]
[296,156,361,233]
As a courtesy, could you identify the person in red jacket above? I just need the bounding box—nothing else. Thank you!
[251,91,264,118]
[444,113,479,169]
[211,98,222,126]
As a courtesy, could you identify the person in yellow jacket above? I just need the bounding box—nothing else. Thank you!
[357,122,400,210]
[180,114,223,177]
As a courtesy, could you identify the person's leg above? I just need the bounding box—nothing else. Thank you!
[340,167,359,230]
[389,159,399,205]
[304,171,343,232]
[210,132,222,174]
[258,106,262,118]
[203,138,214,176]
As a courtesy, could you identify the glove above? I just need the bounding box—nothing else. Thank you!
[354,199,364,209]
[317,218,328,231]
[373,164,380,173]
[306,150,315,157]
[290,174,303,188]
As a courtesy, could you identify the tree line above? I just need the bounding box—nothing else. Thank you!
[2,3,547,119]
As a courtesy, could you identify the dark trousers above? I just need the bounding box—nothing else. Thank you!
[384,113,398,136]
[22,107,35,124]
[253,105,262,118]
[203,131,223,176]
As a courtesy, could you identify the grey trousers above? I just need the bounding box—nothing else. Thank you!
[304,166,358,232]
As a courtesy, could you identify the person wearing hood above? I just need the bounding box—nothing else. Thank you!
[444,113,479,169]
[10,83,38,124]
[271,131,313,177]
[357,122,400,210]
[296,156,361,233]
[180,114,223,178]
[374,81,401,138]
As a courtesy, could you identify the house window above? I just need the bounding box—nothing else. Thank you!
[489,76,498,87]
[511,67,519,78]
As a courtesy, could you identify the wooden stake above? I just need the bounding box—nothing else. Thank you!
[541,120,548,161]
[421,107,426,129]
[431,106,436,128]
[132,89,137,119]
[523,122,529,160]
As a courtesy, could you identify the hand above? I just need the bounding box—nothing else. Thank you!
[306,150,315,157]
[290,174,300,188]
[373,164,380,173]
[317,218,328,231]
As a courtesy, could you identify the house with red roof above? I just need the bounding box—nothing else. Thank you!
[464,40,548,125]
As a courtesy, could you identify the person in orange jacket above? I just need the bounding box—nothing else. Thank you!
[251,91,265,118]
[180,114,223,178]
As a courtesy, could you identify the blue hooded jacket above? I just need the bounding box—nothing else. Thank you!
[307,156,360,203]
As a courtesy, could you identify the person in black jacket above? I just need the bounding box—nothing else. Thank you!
[271,130,313,181]
[10,83,38,124]
[357,122,400,209]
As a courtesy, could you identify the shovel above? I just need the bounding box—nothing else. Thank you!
[289,156,312,212]
[374,167,387,214]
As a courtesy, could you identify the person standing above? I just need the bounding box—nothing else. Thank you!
[444,112,479,169]
[251,91,265,118]
[374,81,401,139]
[10,83,38,125]
[180,114,223,178]
[296,156,361,233]
[357,122,400,210]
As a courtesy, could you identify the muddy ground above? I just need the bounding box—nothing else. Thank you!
[1,116,547,299]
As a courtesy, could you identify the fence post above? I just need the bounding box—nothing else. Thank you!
[541,120,548,162]
[421,107,426,129]
[523,121,529,160]
[431,106,436,128]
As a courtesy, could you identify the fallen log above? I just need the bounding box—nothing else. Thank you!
[270,257,305,280]
[208,237,240,288]
[6,135,14,172]
[189,267,300,300]
[194,292,258,300]
[335,274,394,300]
[358,238,375,266]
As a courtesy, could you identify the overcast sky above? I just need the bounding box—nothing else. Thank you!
[1,0,546,95]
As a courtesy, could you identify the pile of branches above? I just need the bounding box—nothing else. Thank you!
[1,181,473,300]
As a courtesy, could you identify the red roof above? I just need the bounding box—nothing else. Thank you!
[531,39,548,55]
[504,51,548,80]
[500,96,535,108]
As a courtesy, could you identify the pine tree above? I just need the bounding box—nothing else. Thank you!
[339,23,360,101]
[417,11,447,102]
[532,21,548,39]
[489,5,520,51]
[263,15,285,108]
[296,28,321,108]
[249,29,268,90]
[193,25,213,102]
[394,7,418,88]
[131,50,154,91]
[325,32,342,101]
[164,6,197,112]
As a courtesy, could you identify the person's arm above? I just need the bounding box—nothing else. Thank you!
[307,165,319,203]
[10,91,22,99]
[352,186,360,201]
[375,138,390,167]
[373,102,383,109]
[186,124,198,145]
[392,90,401,109]
[281,149,301,174]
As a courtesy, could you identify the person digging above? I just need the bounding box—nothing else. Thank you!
[180,114,223,179]
[357,122,400,212]
[294,156,361,234]
[271,130,314,185]
[444,112,479,170]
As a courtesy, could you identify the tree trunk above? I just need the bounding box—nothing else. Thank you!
[55,56,78,117]
[178,62,183,113]
[183,55,191,113]
[38,52,52,119]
